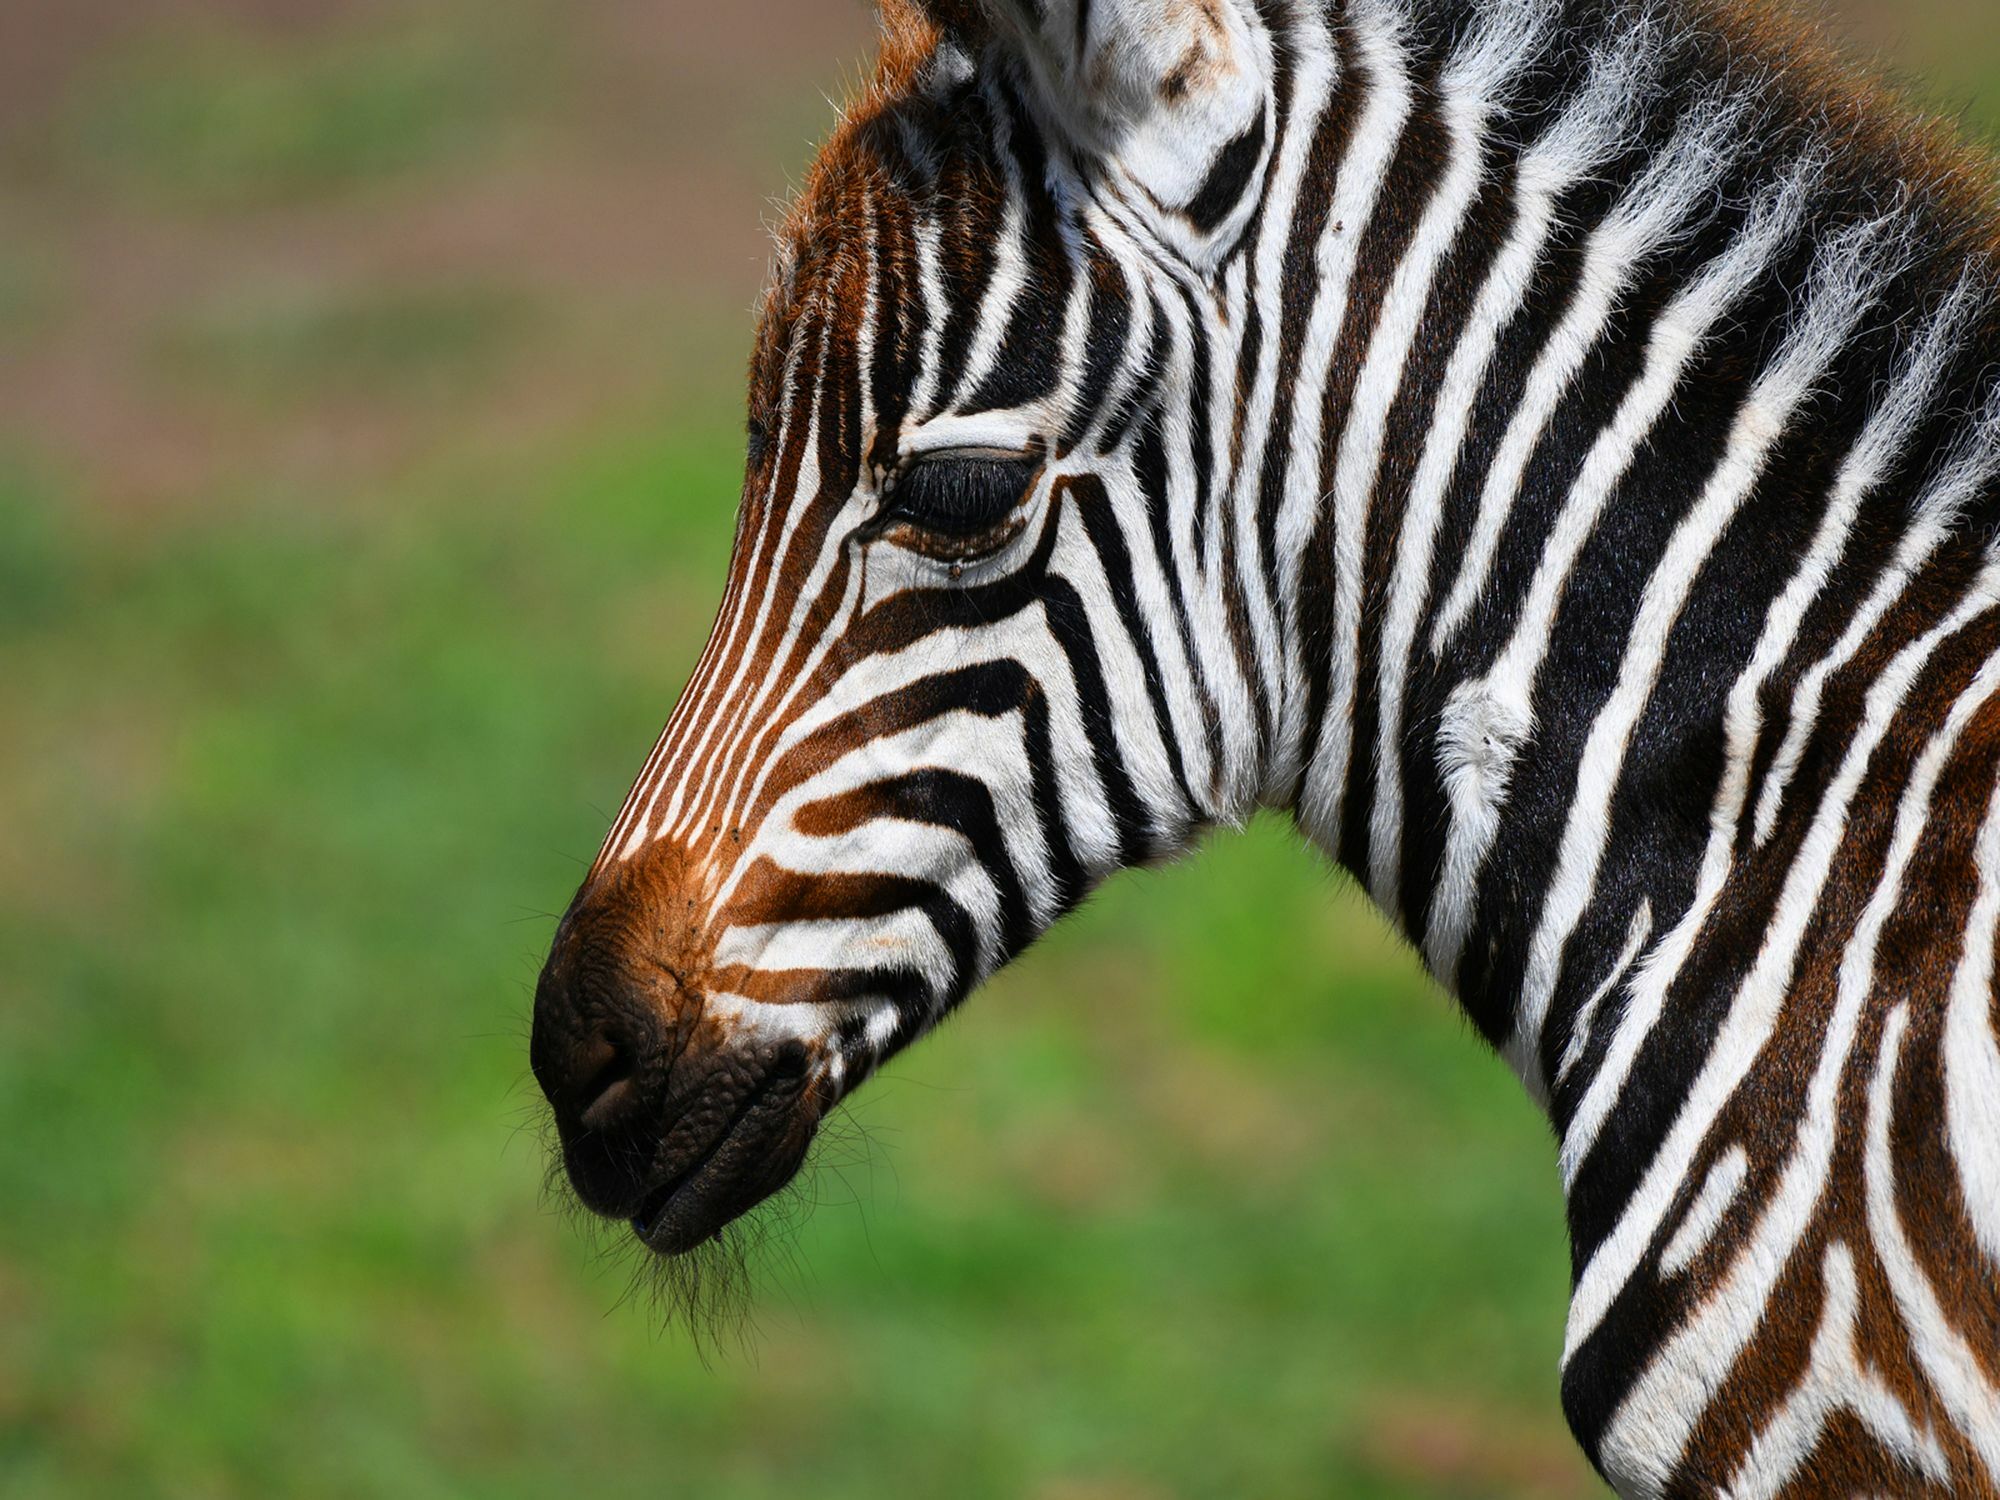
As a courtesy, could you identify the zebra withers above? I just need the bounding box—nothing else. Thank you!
[529,0,2000,1491]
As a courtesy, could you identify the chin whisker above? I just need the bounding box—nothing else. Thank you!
[533,1099,895,1361]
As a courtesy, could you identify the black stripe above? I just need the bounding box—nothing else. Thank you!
[1183,112,1268,234]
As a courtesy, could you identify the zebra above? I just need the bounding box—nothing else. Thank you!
[528,0,2000,1491]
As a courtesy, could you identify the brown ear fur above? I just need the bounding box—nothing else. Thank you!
[872,0,988,95]
[879,0,987,46]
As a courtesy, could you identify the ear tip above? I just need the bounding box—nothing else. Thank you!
[879,0,987,41]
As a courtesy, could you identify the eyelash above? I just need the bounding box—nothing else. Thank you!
[879,453,1041,558]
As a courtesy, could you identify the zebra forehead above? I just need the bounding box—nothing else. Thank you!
[751,94,964,374]
[765,3,988,261]
[747,70,1065,455]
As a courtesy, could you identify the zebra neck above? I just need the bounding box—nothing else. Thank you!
[1233,0,2000,1109]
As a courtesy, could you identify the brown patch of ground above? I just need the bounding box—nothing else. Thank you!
[1033,1477,1175,1500]
[0,0,877,512]
[1358,1392,1603,1500]
[999,1105,1152,1217]
[0,0,361,132]
[1840,0,2000,77]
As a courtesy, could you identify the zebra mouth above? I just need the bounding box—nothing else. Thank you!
[626,1071,818,1256]
[630,1176,702,1248]
[627,1140,736,1252]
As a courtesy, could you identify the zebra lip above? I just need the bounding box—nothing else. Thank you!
[626,1075,796,1254]
[630,1175,700,1246]
[623,1047,822,1255]
[627,1130,731,1251]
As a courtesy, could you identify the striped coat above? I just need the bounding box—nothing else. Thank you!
[531,1,2000,1491]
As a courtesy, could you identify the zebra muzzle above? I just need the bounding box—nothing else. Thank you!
[530,861,825,1254]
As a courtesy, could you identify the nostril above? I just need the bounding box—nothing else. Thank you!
[575,1029,638,1128]
[769,1038,811,1082]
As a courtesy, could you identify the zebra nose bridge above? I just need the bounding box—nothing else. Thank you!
[594,670,748,869]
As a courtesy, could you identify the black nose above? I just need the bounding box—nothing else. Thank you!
[529,930,668,1214]
[540,1014,639,1129]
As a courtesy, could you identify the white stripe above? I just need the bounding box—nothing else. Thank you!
[1266,1,1412,792]
[907,218,949,418]
[1558,898,1652,1087]
[717,897,970,990]
[1369,25,1665,905]
[1656,1143,1745,1279]
[1601,642,2000,1487]
[1507,214,1892,1102]
[1073,235,1231,811]
[1050,502,1192,839]
[1869,1005,2000,1486]
[1297,0,1554,842]
[696,516,871,846]
[949,78,1031,405]
[1562,555,2000,1360]
[1943,730,2000,1272]
[1558,273,1980,1175]
[1217,8,1338,783]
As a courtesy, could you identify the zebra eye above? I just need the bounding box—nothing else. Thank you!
[885,453,1040,547]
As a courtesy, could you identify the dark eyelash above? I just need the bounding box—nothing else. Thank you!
[888,456,1040,539]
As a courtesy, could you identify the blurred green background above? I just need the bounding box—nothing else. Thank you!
[3,2,1995,1496]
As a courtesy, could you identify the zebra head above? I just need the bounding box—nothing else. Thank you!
[532,0,1279,1257]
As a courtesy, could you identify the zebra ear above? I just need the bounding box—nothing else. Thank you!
[982,0,1275,268]
[880,0,988,41]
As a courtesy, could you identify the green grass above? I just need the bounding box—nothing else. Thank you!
[157,281,540,407]
[61,9,548,210]
[0,422,1592,1498]
[6,0,1602,1487]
